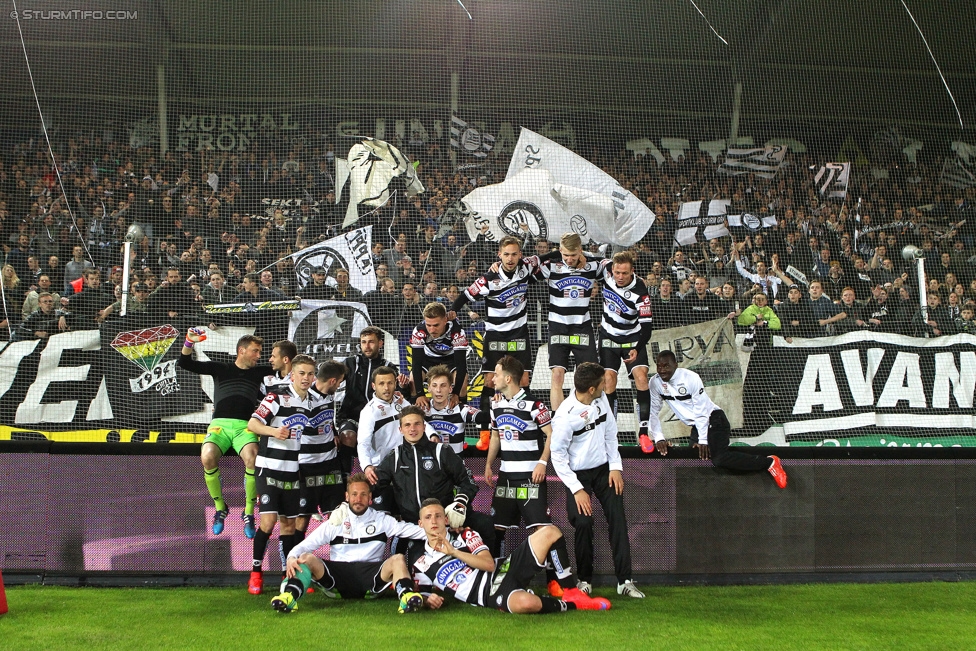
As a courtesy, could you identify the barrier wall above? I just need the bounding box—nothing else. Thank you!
[3,443,975,584]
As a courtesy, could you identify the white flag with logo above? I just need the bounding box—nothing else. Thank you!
[673,200,731,246]
[506,128,654,244]
[289,226,375,293]
[337,139,425,228]
[718,145,787,179]
[460,168,623,246]
[814,162,851,199]
[450,115,495,164]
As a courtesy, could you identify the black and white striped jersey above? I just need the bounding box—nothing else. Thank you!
[252,385,323,481]
[461,260,539,334]
[539,257,608,334]
[413,528,492,606]
[410,319,469,366]
[356,394,405,469]
[260,370,291,396]
[549,392,622,494]
[425,402,487,454]
[300,385,339,466]
[288,507,426,564]
[599,268,653,343]
[490,389,552,477]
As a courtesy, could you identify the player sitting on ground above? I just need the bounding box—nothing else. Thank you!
[271,472,428,614]
[411,499,611,613]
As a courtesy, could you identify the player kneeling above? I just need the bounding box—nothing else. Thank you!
[271,472,428,614]
[412,499,611,613]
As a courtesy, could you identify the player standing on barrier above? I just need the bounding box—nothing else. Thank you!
[411,499,611,613]
[272,472,428,614]
[598,251,655,452]
[246,355,324,595]
[422,364,488,455]
[410,302,470,409]
[550,361,644,598]
[484,356,556,564]
[179,330,272,539]
[261,340,297,396]
[450,236,541,450]
[357,366,407,513]
[335,327,400,479]
[647,350,788,489]
[538,233,609,410]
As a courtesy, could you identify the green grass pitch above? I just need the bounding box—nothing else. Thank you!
[3,581,975,650]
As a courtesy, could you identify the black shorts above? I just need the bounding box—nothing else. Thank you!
[599,337,649,377]
[486,537,547,612]
[547,332,598,370]
[299,461,345,516]
[256,471,302,518]
[482,331,533,375]
[490,473,552,529]
[320,560,390,599]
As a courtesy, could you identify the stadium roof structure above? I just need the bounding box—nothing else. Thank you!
[1,0,973,131]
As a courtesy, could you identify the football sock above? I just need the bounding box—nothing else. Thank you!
[394,578,415,598]
[252,528,270,571]
[540,597,572,613]
[280,533,298,562]
[204,467,225,511]
[636,389,651,434]
[549,536,576,589]
[606,391,618,418]
[285,563,312,599]
[243,467,256,515]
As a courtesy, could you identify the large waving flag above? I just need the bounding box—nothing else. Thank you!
[337,139,425,228]
[505,128,654,244]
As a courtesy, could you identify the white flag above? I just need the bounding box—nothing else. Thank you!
[813,162,851,199]
[460,168,621,246]
[673,200,731,247]
[337,139,425,228]
[727,212,778,236]
[289,226,375,293]
[718,146,787,179]
[506,128,654,244]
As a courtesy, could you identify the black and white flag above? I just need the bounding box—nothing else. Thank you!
[450,115,495,166]
[940,156,976,189]
[727,212,778,238]
[718,145,787,179]
[673,199,731,246]
[814,162,851,199]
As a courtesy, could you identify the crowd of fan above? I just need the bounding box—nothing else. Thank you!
[1,131,974,343]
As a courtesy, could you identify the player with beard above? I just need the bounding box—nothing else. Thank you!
[357,366,408,513]
[598,251,654,453]
[272,472,428,614]
[261,340,296,396]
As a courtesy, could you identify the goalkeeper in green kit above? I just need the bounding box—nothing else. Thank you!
[178,328,273,538]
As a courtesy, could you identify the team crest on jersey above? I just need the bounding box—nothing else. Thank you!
[365,524,376,535]
[423,459,434,470]
[678,386,687,395]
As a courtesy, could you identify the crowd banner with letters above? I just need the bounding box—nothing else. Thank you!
[337,139,425,228]
[288,226,375,293]
[673,200,731,246]
[766,331,976,439]
[459,168,620,245]
[718,145,787,179]
[646,318,745,438]
[505,128,655,245]
[288,300,373,359]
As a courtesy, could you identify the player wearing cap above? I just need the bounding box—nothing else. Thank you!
[647,350,787,488]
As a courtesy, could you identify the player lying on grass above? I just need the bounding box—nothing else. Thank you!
[271,472,428,614]
[411,499,612,613]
